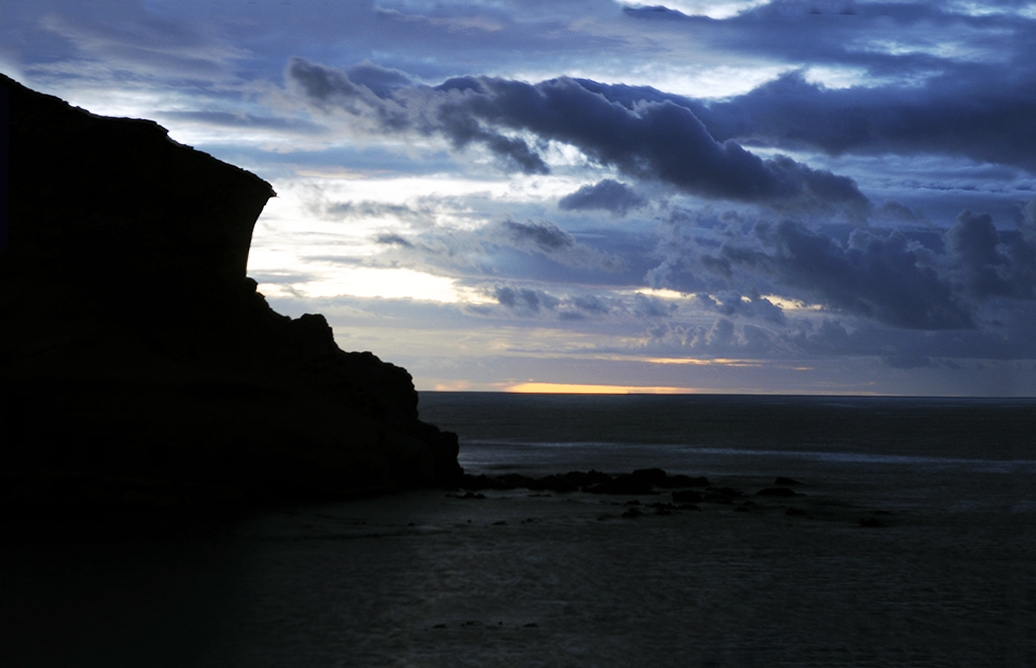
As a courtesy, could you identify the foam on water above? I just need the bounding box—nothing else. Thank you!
[459,438,1036,469]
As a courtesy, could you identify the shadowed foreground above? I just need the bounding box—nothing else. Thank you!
[3,471,1033,667]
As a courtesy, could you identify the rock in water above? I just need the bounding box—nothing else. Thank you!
[0,74,461,508]
[755,488,800,497]
[671,490,703,503]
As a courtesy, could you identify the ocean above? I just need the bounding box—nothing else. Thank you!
[3,393,1035,667]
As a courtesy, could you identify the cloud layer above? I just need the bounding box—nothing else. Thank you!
[287,58,871,214]
[9,0,1036,393]
[639,206,1036,346]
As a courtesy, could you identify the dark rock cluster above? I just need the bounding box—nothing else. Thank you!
[454,470,826,519]
[0,74,461,516]
[456,468,711,495]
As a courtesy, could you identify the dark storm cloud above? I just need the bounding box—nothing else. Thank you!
[577,66,1036,174]
[287,58,548,173]
[790,307,1036,362]
[625,0,1035,72]
[946,210,1036,300]
[621,1,1036,174]
[433,73,869,212]
[704,69,1036,175]
[287,58,414,132]
[682,204,1036,331]
[558,179,647,215]
[873,201,927,225]
[287,57,870,212]
[342,60,415,98]
[721,219,974,329]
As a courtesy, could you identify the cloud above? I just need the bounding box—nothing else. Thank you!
[327,200,433,223]
[624,0,1033,77]
[645,206,1030,332]
[631,295,1036,363]
[286,57,870,213]
[670,203,1036,348]
[719,219,974,329]
[651,317,786,357]
[494,285,558,314]
[695,291,786,324]
[356,208,629,277]
[633,293,677,318]
[882,354,934,369]
[287,57,415,132]
[287,57,548,173]
[491,217,628,271]
[701,68,1036,175]
[558,293,614,320]
[946,209,1036,300]
[558,179,647,215]
[484,284,626,321]
[644,207,754,295]
[789,308,1036,363]
[572,294,610,315]
[374,233,414,248]
[158,110,326,133]
[500,217,573,252]
[592,2,1036,176]
[38,10,248,80]
[873,200,927,225]
[341,59,415,98]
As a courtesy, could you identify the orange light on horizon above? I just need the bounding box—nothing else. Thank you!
[643,357,762,367]
[504,382,698,395]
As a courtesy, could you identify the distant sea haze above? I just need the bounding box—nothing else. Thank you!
[419,392,1036,475]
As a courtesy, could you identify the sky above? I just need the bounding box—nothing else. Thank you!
[4,0,1036,396]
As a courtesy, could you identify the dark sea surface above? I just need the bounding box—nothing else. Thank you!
[3,393,1036,667]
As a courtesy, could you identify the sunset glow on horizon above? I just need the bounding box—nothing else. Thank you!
[504,382,698,395]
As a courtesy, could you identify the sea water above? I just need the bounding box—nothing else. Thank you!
[2,394,1035,667]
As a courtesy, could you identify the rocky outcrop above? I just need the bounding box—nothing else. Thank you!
[0,74,461,511]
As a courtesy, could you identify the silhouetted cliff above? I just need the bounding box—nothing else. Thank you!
[0,74,461,514]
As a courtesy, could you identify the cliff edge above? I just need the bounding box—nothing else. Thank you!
[0,74,461,514]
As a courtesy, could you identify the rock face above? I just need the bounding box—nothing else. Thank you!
[0,74,461,507]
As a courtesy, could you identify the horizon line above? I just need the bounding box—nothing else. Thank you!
[421,383,1035,398]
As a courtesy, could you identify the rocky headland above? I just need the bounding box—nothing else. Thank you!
[0,74,461,531]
